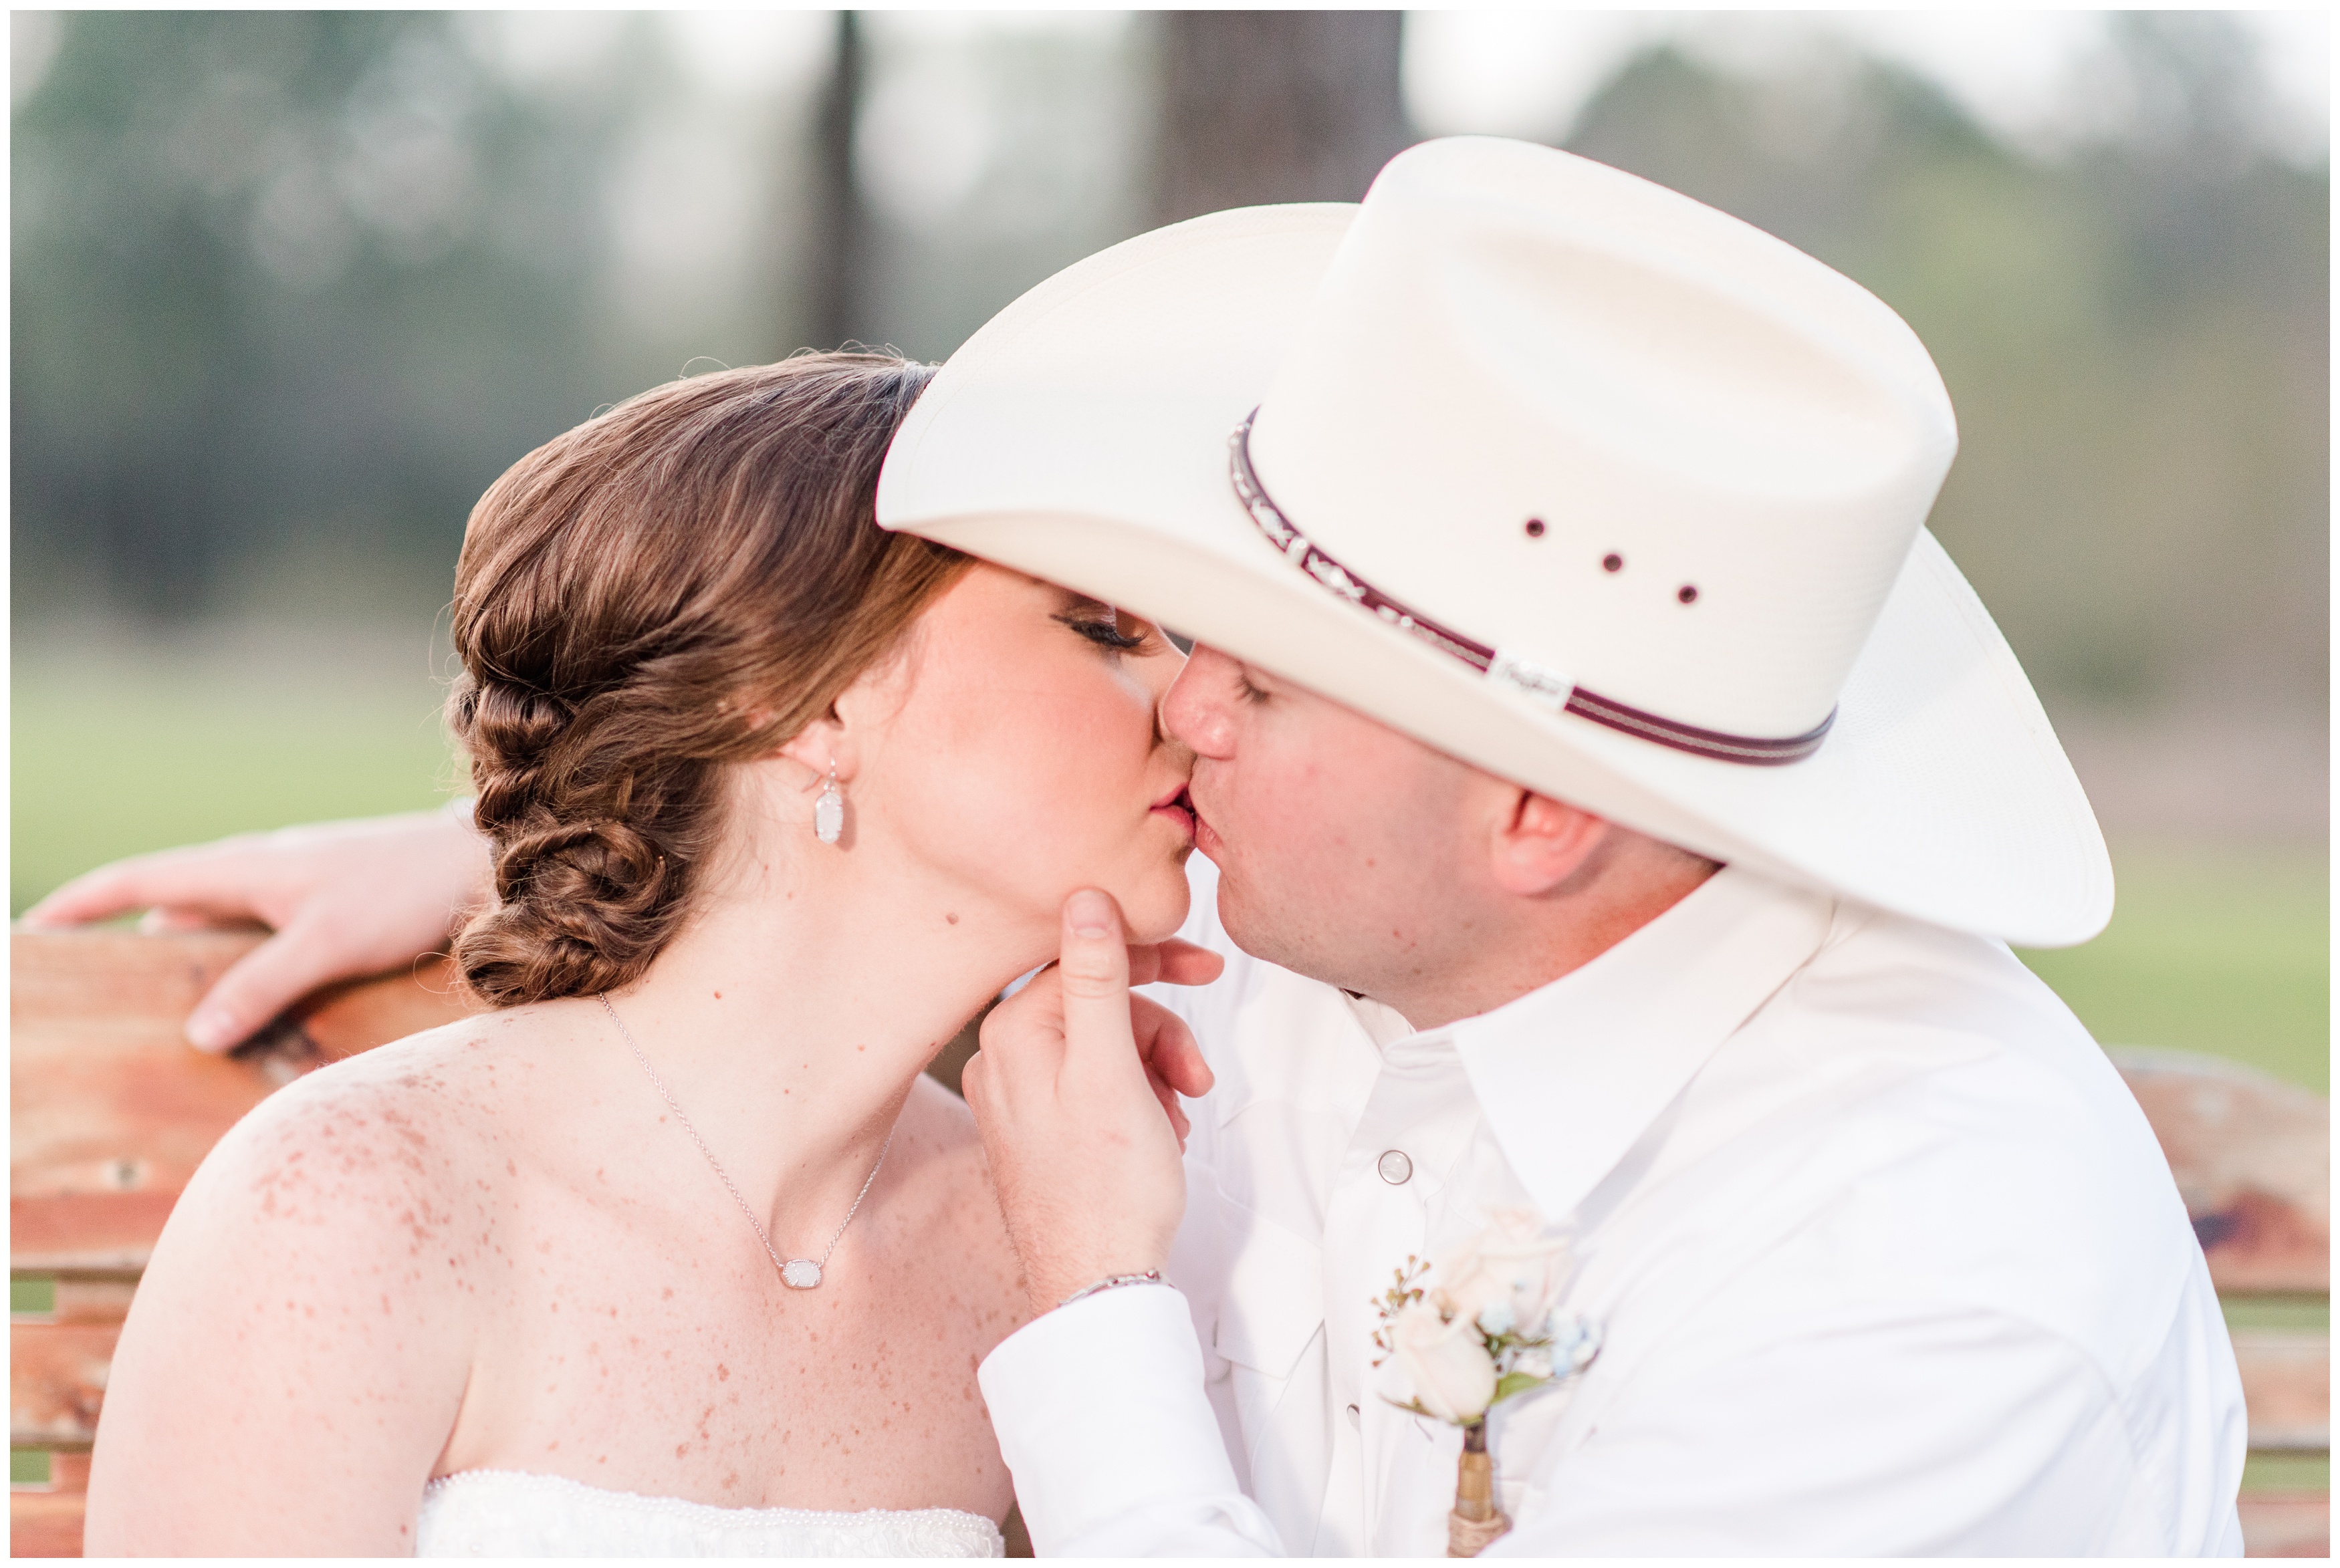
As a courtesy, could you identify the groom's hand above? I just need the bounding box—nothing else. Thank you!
[962,888,1219,1315]
[21,807,491,1051]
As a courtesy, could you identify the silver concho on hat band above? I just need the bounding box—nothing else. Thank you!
[1226,410,1835,767]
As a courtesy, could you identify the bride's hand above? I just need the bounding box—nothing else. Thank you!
[20,806,492,1051]
[961,888,1221,1315]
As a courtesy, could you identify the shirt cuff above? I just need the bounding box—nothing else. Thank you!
[978,1283,1248,1554]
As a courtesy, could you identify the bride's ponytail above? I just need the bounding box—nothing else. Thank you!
[446,355,966,1008]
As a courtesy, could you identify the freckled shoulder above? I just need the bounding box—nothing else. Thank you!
[174,1013,530,1263]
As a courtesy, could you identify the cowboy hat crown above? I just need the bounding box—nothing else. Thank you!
[1248,137,1957,749]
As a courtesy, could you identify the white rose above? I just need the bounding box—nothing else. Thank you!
[1390,1300,1498,1424]
[1433,1210,1570,1339]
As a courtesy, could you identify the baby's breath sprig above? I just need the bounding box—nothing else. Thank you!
[1369,1256,1431,1364]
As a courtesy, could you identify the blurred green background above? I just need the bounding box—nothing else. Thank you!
[11,11,2328,1093]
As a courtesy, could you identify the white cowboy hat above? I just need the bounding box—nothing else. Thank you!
[875,136,2111,946]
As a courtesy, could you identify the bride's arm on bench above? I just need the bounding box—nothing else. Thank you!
[24,803,491,1052]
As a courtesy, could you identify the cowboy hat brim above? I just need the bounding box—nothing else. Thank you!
[876,205,2113,947]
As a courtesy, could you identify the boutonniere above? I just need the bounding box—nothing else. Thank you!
[1370,1210,1601,1557]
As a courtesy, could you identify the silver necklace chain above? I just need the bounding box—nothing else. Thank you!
[599,993,893,1291]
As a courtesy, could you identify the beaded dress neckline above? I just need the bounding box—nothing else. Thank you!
[416,1468,1006,1558]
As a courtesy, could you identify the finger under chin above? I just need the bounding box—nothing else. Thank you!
[1123,940,1224,991]
[1151,939,1226,987]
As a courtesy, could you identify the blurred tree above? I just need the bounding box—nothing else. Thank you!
[823,15,1147,363]
[1150,11,1409,222]
[806,10,876,352]
[12,12,684,624]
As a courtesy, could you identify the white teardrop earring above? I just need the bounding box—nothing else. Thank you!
[813,764,846,845]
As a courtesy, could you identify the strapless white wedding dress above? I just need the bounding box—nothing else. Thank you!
[416,1470,1006,1557]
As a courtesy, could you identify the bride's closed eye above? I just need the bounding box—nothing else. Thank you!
[1054,601,1151,654]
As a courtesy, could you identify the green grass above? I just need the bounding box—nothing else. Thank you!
[9,1277,57,1319]
[11,642,459,917]
[2242,1452,2331,1493]
[2222,1295,2331,1335]
[2018,841,2330,1093]
[10,646,2329,1095]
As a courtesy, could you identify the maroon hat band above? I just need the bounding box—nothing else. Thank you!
[1227,410,1835,767]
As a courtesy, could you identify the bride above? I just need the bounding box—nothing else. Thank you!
[80,354,1215,1555]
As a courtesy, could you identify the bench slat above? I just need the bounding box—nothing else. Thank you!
[9,1493,86,1559]
[2233,1332,2332,1452]
[11,929,260,1019]
[10,1323,116,1449]
[2237,1492,2329,1559]
[2112,1050,2329,1295]
[10,1194,181,1278]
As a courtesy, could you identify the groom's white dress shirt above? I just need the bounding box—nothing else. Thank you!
[979,860,2247,1555]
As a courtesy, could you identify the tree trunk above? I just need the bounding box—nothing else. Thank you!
[1150,11,1410,226]
[806,10,874,352]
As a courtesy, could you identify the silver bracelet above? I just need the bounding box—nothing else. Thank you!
[1056,1270,1165,1310]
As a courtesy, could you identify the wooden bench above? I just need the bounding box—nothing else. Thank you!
[11,930,2329,1555]
[2110,1047,2331,1557]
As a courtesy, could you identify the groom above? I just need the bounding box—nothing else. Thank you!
[872,136,2245,1555]
[35,139,2242,1553]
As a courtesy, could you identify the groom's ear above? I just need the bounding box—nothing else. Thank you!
[1486,790,1613,899]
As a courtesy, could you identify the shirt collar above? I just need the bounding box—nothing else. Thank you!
[1342,992,1415,1055]
[1443,864,1837,1226]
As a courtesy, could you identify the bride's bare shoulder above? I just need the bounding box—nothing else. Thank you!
[179,1013,534,1237]
[245,1008,523,1127]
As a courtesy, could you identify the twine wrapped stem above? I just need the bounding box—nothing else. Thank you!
[1447,1420,1512,1557]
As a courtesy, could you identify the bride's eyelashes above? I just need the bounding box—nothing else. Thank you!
[1054,605,1151,654]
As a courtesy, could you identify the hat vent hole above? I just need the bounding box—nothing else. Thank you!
[1524,518,1546,538]
[1602,553,1623,573]
[1677,585,1699,605]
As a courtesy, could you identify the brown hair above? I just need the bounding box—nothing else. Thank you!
[447,354,968,1007]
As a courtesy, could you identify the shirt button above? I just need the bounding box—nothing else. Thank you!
[1346,1403,1361,1429]
[1377,1148,1413,1185]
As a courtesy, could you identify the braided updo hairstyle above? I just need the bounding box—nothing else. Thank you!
[447,355,969,1007]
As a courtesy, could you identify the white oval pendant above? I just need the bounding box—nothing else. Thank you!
[781,1259,822,1289]
[813,787,844,845]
